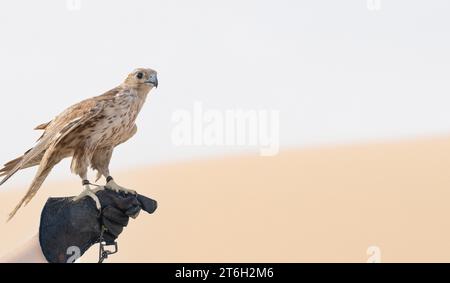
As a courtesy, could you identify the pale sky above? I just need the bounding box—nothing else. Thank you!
[1,0,450,184]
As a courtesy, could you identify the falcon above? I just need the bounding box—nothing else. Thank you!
[0,68,158,221]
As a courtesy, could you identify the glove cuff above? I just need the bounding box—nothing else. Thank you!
[39,197,101,263]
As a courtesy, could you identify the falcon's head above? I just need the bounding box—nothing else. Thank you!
[124,68,158,89]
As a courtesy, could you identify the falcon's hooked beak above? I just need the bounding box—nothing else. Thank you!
[145,73,158,88]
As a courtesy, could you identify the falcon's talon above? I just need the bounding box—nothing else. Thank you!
[73,186,102,211]
[106,180,137,195]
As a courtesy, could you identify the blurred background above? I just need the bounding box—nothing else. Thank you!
[1,0,450,262]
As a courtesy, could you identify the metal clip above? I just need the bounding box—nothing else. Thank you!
[98,225,118,263]
[98,241,118,263]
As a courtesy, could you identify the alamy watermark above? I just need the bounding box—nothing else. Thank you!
[171,102,280,156]
[367,0,381,11]
[66,0,81,11]
[366,245,381,263]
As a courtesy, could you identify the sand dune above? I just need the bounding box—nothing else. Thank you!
[2,137,450,262]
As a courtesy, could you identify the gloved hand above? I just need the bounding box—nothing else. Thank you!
[39,188,157,263]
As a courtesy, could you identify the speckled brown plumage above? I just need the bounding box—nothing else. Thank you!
[0,68,158,220]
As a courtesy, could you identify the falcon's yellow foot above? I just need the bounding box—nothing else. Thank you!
[105,179,136,195]
[73,185,102,210]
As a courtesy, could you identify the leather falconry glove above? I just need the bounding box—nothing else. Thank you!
[39,188,157,263]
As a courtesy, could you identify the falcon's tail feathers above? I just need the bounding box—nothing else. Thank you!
[7,161,55,221]
[0,158,25,187]
[0,156,23,178]
[0,148,42,187]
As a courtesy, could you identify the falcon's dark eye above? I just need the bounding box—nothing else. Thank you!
[136,72,143,79]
